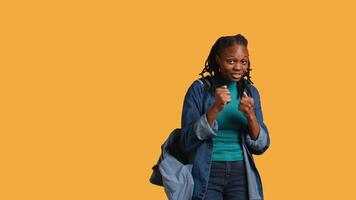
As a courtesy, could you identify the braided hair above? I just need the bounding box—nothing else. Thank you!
[199,34,254,96]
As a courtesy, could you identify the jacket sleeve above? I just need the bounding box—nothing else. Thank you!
[180,80,218,155]
[243,86,270,155]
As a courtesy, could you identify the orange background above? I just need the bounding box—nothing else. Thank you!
[1,0,356,199]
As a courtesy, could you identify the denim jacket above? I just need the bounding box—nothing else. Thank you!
[180,76,270,200]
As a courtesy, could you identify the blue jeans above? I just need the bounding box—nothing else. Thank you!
[203,160,248,200]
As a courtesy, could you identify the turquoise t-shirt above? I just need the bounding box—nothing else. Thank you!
[212,79,248,161]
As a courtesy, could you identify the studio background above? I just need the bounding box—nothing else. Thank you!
[1,0,356,199]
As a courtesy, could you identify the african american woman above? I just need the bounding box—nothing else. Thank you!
[180,34,270,200]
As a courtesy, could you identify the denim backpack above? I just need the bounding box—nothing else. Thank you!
[149,76,211,200]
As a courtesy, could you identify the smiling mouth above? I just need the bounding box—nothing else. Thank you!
[232,73,242,78]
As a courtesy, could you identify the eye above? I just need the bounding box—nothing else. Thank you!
[241,60,248,65]
[227,60,235,64]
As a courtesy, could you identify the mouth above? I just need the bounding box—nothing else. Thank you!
[231,73,243,79]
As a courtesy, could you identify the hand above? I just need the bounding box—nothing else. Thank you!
[212,85,231,112]
[239,91,255,118]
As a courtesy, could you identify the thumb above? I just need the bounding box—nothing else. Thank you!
[243,91,249,97]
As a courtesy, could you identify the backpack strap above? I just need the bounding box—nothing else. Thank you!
[198,76,211,90]
[197,75,213,113]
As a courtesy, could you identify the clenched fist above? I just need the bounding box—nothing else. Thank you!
[212,85,231,111]
[239,91,255,118]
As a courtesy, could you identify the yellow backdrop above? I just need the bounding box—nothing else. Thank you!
[1,0,356,199]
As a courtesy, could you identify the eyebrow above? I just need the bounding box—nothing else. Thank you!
[226,56,249,59]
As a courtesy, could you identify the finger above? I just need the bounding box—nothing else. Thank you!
[240,97,248,104]
[215,85,227,93]
[240,103,249,108]
[223,99,231,105]
[239,101,251,109]
[218,91,231,97]
[224,93,231,99]
[221,90,231,95]
[223,101,230,105]
[238,104,247,112]
[219,93,231,100]
[226,96,231,102]
[250,98,254,106]
[222,97,231,104]
[222,98,231,104]
[221,85,230,93]
[216,87,230,93]
[243,91,249,97]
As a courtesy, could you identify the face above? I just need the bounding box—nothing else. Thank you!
[216,43,249,81]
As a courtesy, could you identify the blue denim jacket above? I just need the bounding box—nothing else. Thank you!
[180,77,270,200]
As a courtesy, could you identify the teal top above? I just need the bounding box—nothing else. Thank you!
[212,79,248,161]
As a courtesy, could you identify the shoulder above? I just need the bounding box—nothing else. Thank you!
[247,83,259,93]
[187,79,204,91]
[187,77,210,92]
[183,77,209,100]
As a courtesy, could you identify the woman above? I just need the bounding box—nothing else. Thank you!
[180,34,270,200]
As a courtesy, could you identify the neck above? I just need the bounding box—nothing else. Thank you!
[215,73,238,86]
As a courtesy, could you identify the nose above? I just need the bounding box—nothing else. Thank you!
[233,62,242,70]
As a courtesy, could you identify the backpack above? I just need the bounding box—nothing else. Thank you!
[149,76,212,200]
